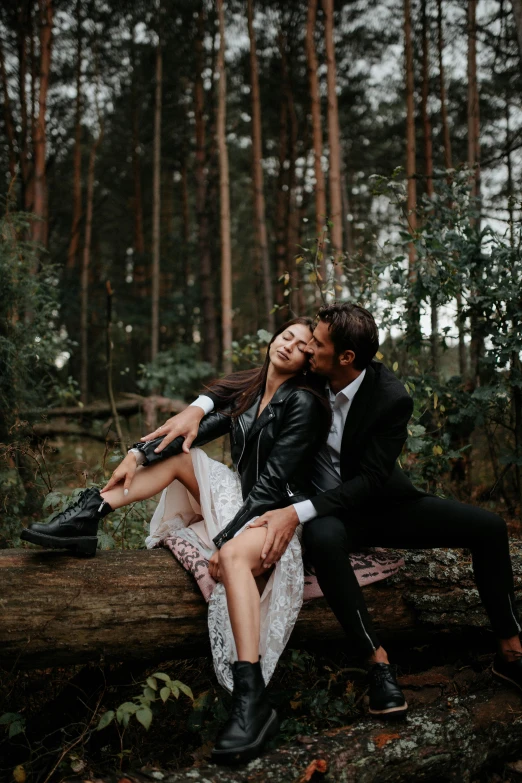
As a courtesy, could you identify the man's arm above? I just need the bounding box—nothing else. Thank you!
[138,394,216,455]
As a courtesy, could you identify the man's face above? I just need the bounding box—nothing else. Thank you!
[305,320,339,376]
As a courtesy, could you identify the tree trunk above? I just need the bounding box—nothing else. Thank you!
[437,0,467,379]
[2,544,522,668]
[18,4,30,209]
[194,4,218,364]
[80,127,103,405]
[467,0,482,386]
[32,0,53,250]
[151,25,162,362]
[306,0,327,283]
[274,92,289,322]
[130,24,145,256]
[216,0,233,374]
[404,0,420,348]
[0,40,17,180]
[511,0,522,68]
[66,0,83,272]
[322,0,343,287]
[247,0,274,332]
[421,0,438,374]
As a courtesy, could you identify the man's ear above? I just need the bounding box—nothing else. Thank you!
[339,349,356,366]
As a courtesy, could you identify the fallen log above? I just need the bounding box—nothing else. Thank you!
[1,543,522,669]
[67,670,522,782]
[25,394,186,421]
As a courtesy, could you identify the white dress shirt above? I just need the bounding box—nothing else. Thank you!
[188,370,367,523]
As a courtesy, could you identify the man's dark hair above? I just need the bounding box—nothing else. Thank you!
[317,302,379,370]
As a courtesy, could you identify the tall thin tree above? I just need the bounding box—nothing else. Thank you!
[467,0,482,385]
[247,0,274,332]
[437,0,466,377]
[421,0,438,372]
[404,0,420,345]
[322,0,343,285]
[306,0,327,282]
[32,0,53,250]
[194,4,218,362]
[66,0,83,271]
[217,0,233,373]
[151,9,163,361]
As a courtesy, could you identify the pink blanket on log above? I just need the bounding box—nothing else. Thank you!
[164,536,404,604]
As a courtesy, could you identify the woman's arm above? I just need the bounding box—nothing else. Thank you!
[213,391,323,548]
[131,409,232,466]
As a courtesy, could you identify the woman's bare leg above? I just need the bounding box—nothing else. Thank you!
[100,452,200,509]
[219,527,269,663]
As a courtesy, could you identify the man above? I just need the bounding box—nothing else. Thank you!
[139,302,522,720]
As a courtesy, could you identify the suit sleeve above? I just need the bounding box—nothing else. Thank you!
[214,392,322,545]
[311,393,413,519]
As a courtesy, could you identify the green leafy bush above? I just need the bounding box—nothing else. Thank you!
[137,344,214,400]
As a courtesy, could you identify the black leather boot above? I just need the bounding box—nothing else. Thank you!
[211,660,278,765]
[367,663,408,720]
[20,487,113,556]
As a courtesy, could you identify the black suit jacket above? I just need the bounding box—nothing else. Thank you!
[310,360,426,519]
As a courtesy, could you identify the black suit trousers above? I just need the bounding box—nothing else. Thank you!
[302,495,521,657]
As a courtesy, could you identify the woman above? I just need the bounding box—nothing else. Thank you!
[25,317,329,764]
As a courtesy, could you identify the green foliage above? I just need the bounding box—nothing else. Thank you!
[231,328,273,367]
[137,345,214,400]
[0,712,26,738]
[96,672,193,733]
[0,207,66,438]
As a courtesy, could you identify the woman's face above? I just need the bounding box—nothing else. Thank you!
[269,323,312,375]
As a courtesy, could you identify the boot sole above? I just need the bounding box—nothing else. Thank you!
[20,529,98,557]
[368,701,408,721]
[492,666,522,694]
[211,709,279,765]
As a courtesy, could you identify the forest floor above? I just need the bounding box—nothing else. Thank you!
[2,421,522,781]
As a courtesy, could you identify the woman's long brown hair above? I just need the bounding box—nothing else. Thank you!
[204,317,331,432]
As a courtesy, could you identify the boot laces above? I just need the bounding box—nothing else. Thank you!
[52,489,89,522]
[372,665,397,687]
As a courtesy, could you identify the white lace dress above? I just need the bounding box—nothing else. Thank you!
[146,447,304,693]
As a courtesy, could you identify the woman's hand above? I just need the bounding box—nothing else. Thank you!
[140,406,206,455]
[208,551,222,582]
[101,452,138,495]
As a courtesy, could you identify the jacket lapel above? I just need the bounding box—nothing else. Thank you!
[246,378,295,441]
[340,363,376,458]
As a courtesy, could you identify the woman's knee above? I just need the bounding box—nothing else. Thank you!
[219,538,248,571]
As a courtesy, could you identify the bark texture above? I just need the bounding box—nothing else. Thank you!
[322,0,343,284]
[151,28,163,361]
[247,0,274,332]
[2,544,522,669]
[306,0,327,282]
[66,0,83,272]
[32,0,53,249]
[217,0,233,373]
[194,4,217,364]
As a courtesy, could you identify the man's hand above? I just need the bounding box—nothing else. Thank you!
[101,452,138,496]
[249,506,300,568]
[140,405,205,455]
[208,551,222,582]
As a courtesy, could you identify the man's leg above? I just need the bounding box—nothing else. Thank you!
[303,515,381,658]
[362,496,521,647]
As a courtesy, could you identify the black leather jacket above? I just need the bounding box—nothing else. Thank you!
[133,379,326,548]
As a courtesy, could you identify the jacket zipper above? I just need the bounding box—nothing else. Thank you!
[236,415,247,476]
[256,430,262,480]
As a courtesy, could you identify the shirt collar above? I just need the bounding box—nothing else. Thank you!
[327,368,367,404]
